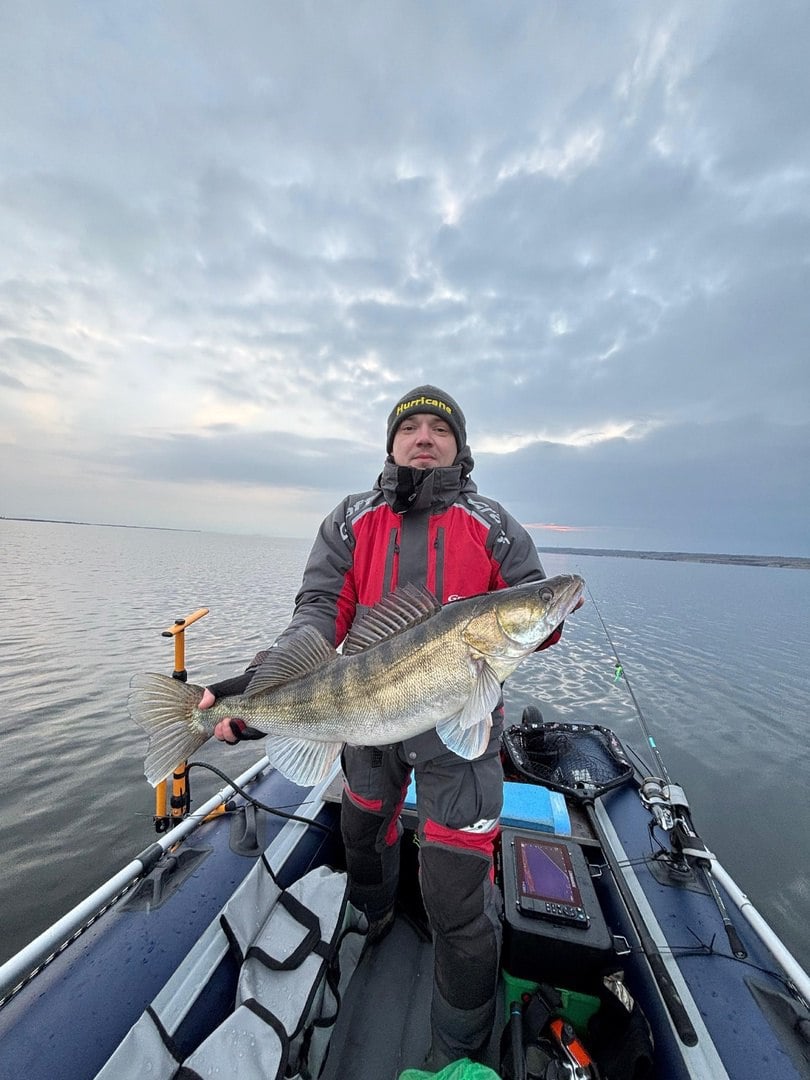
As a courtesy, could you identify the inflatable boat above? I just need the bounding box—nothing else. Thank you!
[1,701,808,1079]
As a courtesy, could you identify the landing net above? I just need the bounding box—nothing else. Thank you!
[502,721,634,802]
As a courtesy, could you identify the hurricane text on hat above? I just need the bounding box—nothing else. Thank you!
[386,384,467,453]
[395,393,453,418]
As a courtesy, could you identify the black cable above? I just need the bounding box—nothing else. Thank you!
[184,760,332,833]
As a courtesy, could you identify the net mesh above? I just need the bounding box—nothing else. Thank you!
[502,721,634,801]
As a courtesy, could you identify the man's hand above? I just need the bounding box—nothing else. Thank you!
[536,594,584,652]
[199,688,262,743]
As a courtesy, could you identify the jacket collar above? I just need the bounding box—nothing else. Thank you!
[378,448,477,514]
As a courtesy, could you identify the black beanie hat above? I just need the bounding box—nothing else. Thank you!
[386,384,467,453]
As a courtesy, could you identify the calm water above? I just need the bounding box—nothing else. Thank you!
[1,520,808,971]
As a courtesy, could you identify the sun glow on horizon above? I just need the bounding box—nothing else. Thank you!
[524,523,589,533]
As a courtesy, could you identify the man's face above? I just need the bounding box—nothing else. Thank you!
[392,412,458,469]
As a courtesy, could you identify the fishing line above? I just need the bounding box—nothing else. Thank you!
[669,936,802,995]
[585,583,661,778]
[652,940,800,998]
[586,583,748,960]
[184,760,331,833]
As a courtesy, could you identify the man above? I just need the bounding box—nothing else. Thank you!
[200,384,573,1069]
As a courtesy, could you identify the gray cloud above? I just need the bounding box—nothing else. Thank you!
[0,2,808,554]
[114,428,381,494]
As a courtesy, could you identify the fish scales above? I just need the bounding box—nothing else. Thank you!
[207,611,476,744]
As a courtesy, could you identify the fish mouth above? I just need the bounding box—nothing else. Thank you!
[494,575,584,646]
[551,574,585,615]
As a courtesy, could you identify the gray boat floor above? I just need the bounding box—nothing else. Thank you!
[320,914,435,1080]
[320,778,437,1077]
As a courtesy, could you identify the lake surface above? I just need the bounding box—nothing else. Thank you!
[1,519,808,972]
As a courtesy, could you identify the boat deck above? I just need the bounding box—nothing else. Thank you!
[321,913,435,1079]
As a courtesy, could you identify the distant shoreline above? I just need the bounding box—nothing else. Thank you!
[3,517,807,568]
[537,546,810,570]
[1,516,199,534]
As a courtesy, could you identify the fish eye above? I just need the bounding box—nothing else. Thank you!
[539,586,554,603]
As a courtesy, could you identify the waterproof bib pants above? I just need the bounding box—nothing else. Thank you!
[341,721,504,1067]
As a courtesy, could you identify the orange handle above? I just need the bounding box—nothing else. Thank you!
[153,608,209,830]
[550,1018,593,1068]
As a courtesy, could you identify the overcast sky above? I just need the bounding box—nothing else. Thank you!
[1,2,808,555]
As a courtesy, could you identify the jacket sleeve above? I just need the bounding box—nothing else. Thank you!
[494,504,564,651]
[492,503,546,586]
[272,498,357,650]
[208,502,356,697]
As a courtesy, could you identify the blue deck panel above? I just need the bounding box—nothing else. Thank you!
[601,784,807,1080]
[403,777,571,834]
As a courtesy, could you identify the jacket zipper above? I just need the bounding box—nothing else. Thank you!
[383,527,399,594]
[433,526,445,601]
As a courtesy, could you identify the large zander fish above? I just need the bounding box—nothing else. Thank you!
[131,574,584,788]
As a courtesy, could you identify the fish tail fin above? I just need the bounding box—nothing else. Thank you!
[129,673,209,787]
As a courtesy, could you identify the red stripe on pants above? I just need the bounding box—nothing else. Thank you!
[343,783,383,813]
[423,819,500,880]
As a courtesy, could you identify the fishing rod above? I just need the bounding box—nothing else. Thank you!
[586,585,747,961]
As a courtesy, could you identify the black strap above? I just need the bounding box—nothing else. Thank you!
[145,1005,184,1065]
[246,891,323,971]
[242,998,290,1080]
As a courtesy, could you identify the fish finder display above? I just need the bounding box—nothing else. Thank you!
[513,835,589,928]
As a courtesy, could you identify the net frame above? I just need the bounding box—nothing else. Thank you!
[502,720,635,802]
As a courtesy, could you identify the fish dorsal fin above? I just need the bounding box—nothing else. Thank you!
[342,584,442,656]
[245,626,337,695]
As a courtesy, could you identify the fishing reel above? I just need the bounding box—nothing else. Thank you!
[640,776,715,871]
[639,776,684,831]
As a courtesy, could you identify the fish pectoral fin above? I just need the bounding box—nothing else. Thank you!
[434,659,502,760]
[245,627,338,696]
[436,714,492,760]
[263,734,343,787]
[457,658,503,729]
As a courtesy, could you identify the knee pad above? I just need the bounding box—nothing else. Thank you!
[341,791,401,854]
[419,843,493,934]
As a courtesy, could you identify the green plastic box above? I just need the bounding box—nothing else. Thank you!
[501,969,601,1037]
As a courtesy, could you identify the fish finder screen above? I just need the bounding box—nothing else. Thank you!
[514,836,583,908]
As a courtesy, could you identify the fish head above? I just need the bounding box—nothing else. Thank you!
[496,574,584,647]
[463,575,584,661]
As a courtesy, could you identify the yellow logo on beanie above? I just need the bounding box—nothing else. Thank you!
[396,396,453,417]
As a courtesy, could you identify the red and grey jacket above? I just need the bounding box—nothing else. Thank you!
[278,454,561,653]
[207,456,566,758]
